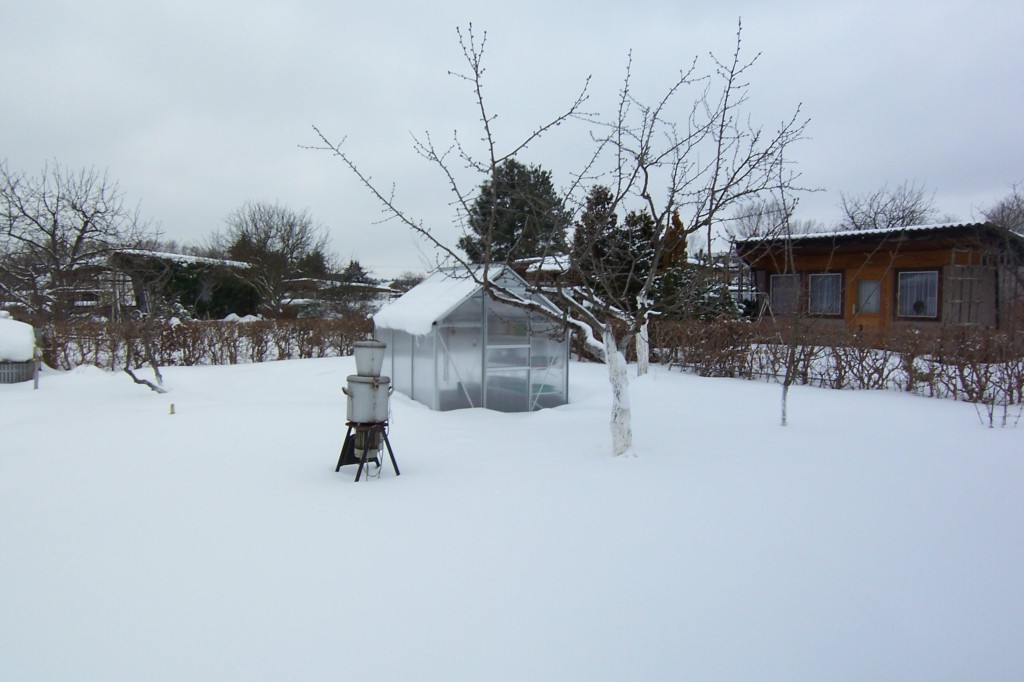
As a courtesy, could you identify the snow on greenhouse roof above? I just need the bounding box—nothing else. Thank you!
[373,268,486,336]
[0,315,36,362]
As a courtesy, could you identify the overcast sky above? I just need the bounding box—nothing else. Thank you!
[3,0,1021,280]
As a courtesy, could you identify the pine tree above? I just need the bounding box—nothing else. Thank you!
[458,159,570,262]
[573,185,656,314]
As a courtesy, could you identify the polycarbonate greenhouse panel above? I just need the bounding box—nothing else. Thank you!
[485,369,531,412]
[412,332,436,409]
[437,324,482,410]
[391,330,413,397]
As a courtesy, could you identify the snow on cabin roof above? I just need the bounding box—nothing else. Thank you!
[515,254,571,274]
[113,249,250,269]
[373,269,486,336]
[733,221,995,244]
[0,316,36,362]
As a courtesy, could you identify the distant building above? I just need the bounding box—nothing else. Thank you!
[734,222,1024,332]
[108,249,256,319]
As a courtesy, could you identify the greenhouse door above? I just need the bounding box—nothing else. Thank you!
[438,324,482,410]
[484,344,530,412]
[528,321,567,410]
[484,298,532,412]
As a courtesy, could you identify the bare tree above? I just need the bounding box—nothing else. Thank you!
[122,260,175,394]
[726,198,823,240]
[215,201,332,317]
[983,182,1024,235]
[982,183,1024,328]
[566,19,808,392]
[838,180,939,231]
[312,24,589,324]
[314,22,807,456]
[731,186,834,426]
[0,159,150,324]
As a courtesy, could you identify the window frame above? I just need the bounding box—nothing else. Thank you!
[895,269,941,320]
[807,272,844,317]
[769,273,800,315]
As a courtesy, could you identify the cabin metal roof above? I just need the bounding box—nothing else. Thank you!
[733,221,1024,251]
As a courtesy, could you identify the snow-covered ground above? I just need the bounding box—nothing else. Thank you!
[2,358,1022,681]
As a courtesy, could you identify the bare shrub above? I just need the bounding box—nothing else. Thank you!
[270,323,297,360]
[844,335,901,390]
[244,322,273,363]
[657,318,1022,411]
[295,320,322,359]
[170,323,207,366]
[44,317,373,370]
[205,322,238,365]
[818,328,899,391]
[651,319,755,377]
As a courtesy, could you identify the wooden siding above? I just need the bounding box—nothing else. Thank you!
[739,236,1006,331]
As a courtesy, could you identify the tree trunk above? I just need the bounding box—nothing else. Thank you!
[780,342,797,427]
[635,317,651,377]
[603,327,633,456]
[780,382,790,427]
[125,318,167,393]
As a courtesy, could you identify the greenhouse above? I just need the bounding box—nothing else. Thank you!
[372,268,569,412]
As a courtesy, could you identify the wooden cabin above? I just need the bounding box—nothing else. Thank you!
[734,222,1024,332]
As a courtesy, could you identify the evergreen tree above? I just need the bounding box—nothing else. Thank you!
[572,184,738,320]
[652,267,738,321]
[339,259,377,285]
[296,250,331,279]
[572,185,618,274]
[572,185,655,313]
[389,271,425,293]
[309,258,381,318]
[458,159,570,262]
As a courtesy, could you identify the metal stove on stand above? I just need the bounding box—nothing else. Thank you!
[336,340,400,481]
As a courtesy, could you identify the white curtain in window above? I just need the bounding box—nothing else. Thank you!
[770,274,799,314]
[898,271,938,317]
[808,273,842,316]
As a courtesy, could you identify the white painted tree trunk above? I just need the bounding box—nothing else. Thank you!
[635,317,651,377]
[603,328,633,456]
[780,342,797,427]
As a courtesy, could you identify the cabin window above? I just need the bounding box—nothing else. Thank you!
[897,270,939,318]
[808,273,842,316]
[856,280,881,314]
[769,274,800,314]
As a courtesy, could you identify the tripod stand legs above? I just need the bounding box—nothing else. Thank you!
[335,424,354,472]
[381,431,400,476]
[336,422,400,481]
